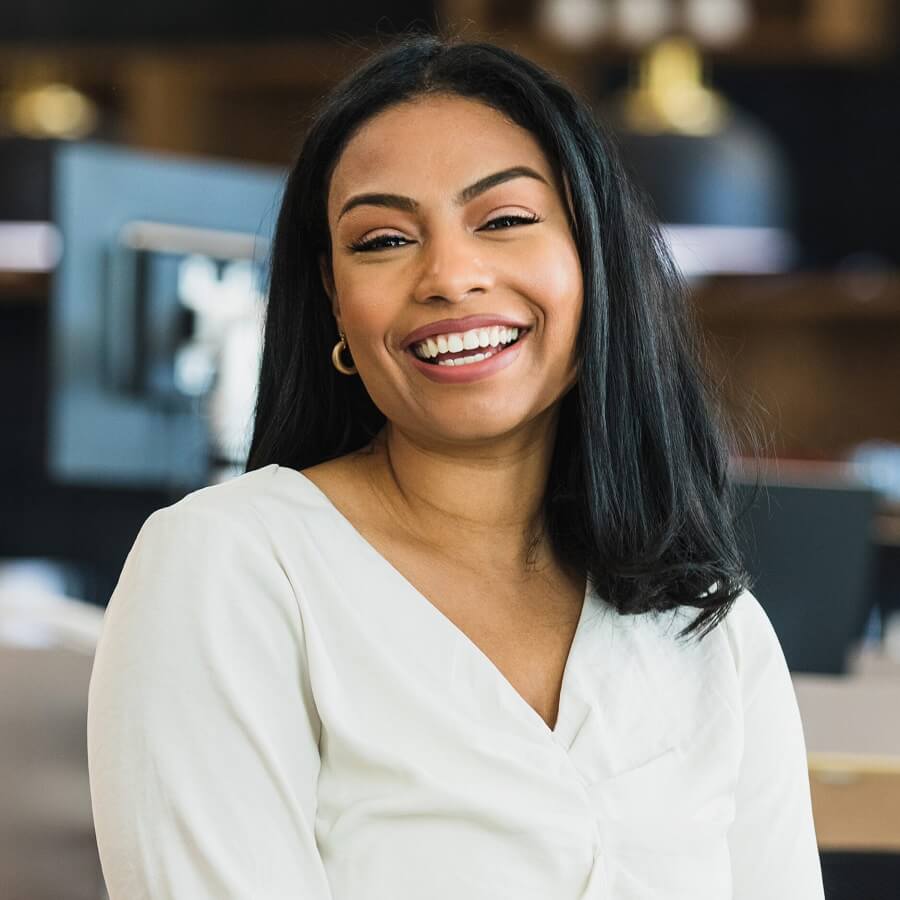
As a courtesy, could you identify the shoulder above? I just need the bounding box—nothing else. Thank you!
[122,463,359,621]
[140,462,330,541]
[653,588,788,695]
[121,464,317,607]
[155,463,281,524]
[717,588,794,710]
[719,589,784,665]
[651,587,782,672]
[104,467,317,653]
[594,588,789,715]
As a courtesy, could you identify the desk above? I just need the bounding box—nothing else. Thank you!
[794,673,900,851]
[0,591,105,900]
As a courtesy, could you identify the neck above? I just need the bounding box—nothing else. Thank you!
[364,408,561,577]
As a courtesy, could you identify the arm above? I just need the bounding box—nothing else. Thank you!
[725,590,825,899]
[87,501,333,900]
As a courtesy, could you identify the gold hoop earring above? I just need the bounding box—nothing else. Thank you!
[331,331,357,375]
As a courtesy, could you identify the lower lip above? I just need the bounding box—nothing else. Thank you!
[406,331,529,384]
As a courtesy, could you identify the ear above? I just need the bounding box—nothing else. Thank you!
[318,253,339,319]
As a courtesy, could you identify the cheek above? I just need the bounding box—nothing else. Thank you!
[331,268,393,342]
[515,237,583,327]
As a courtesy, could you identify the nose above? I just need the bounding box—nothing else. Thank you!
[411,225,495,305]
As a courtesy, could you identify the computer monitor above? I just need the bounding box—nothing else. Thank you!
[47,141,284,489]
[733,465,879,674]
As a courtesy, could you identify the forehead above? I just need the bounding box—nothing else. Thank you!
[327,95,555,212]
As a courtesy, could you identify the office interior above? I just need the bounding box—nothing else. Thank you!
[1,1,899,897]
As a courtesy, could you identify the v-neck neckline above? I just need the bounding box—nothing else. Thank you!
[275,464,591,741]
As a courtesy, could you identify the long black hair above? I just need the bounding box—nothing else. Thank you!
[245,32,752,639]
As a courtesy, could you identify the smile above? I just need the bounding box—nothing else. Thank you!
[411,325,524,366]
[406,326,530,384]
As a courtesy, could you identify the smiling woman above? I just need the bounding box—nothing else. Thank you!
[87,32,825,900]
[321,95,582,409]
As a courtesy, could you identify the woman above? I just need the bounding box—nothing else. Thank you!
[87,33,824,899]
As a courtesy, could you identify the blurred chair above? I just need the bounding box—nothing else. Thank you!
[0,571,107,900]
[733,464,880,675]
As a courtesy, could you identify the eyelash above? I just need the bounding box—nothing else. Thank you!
[348,213,541,253]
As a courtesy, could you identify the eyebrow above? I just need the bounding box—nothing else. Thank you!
[336,165,550,221]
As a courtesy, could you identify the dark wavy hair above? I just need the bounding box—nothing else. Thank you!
[245,32,753,640]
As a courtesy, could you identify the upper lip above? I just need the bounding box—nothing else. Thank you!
[401,314,530,350]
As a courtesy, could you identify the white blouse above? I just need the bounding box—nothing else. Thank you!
[87,463,825,899]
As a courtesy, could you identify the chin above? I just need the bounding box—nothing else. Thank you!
[414,407,550,448]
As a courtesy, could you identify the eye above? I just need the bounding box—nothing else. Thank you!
[348,232,411,253]
[481,213,541,231]
[347,213,541,253]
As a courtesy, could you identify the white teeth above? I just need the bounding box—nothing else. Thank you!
[413,324,524,359]
[437,351,490,367]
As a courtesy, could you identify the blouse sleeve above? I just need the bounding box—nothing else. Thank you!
[724,590,825,899]
[87,500,333,900]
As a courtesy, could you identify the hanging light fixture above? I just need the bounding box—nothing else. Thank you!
[4,82,99,140]
[602,36,795,278]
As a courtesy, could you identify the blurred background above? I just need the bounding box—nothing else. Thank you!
[1,0,899,897]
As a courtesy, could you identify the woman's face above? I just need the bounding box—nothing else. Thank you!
[323,93,583,447]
